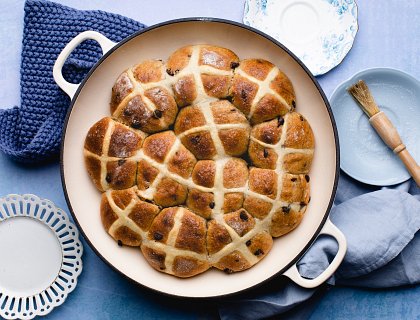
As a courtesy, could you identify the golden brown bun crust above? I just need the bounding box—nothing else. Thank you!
[223,192,244,213]
[207,220,232,255]
[154,178,187,207]
[249,168,278,199]
[166,46,192,74]
[174,105,206,134]
[230,59,295,124]
[175,100,250,159]
[284,112,315,149]
[271,70,296,107]
[141,245,167,271]
[186,189,214,219]
[214,251,251,272]
[110,72,134,115]
[223,158,248,188]
[201,74,231,98]
[100,193,119,231]
[283,153,313,174]
[84,118,143,191]
[105,160,137,190]
[100,188,160,246]
[136,160,159,191]
[84,155,103,191]
[128,199,161,231]
[229,75,257,116]
[133,60,165,83]
[214,232,273,273]
[172,75,197,107]
[245,231,273,260]
[243,196,272,219]
[198,45,239,70]
[113,226,142,247]
[108,122,143,158]
[224,209,255,237]
[142,207,209,277]
[181,131,216,160]
[172,256,210,278]
[175,209,207,254]
[166,45,239,107]
[280,173,310,204]
[84,117,109,155]
[167,144,197,178]
[192,160,216,188]
[147,207,177,243]
[85,45,315,278]
[111,60,178,133]
[270,206,306,237]
[143,131,176,163]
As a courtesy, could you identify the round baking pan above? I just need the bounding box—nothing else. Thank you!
[54,18,345,298]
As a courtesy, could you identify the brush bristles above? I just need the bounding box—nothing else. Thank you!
[347,80,380,117]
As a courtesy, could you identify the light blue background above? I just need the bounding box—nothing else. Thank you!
[0,0,419,319]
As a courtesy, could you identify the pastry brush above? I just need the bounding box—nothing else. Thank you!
[347,80,420,186]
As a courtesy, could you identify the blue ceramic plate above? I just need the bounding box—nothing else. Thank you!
[243,0,358,76]
[330,68,420,186]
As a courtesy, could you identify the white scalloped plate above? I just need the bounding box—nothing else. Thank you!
[0,194,83,320]
[243,0,358,76]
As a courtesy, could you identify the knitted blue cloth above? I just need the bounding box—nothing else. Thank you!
[0,0,145,163]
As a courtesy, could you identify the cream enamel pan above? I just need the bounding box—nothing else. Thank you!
[54,18,346,298]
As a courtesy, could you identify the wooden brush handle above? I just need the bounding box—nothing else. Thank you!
[398,149,420,186]
[369,112,420,186]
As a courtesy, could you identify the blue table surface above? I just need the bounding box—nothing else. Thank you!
[0,0,419,319]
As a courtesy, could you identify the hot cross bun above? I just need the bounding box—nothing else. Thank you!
[84,44,314,277]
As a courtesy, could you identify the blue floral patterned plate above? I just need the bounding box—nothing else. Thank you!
[243,0,358,76]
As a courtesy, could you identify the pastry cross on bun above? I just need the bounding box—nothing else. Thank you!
[84,44,314,278]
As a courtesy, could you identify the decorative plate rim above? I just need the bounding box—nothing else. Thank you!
[0,194,83,320]
[330,67,420,186]
[243,0,359,76]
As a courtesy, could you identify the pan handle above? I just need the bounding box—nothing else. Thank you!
[283,219,347,288]
[53,31,116,99]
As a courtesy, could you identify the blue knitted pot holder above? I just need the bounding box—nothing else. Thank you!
[0,0,145,163]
